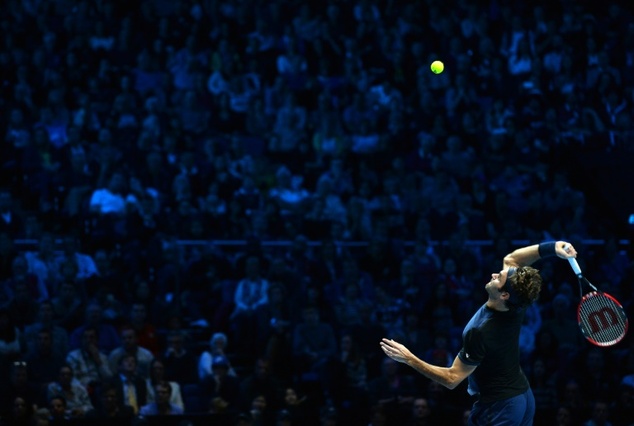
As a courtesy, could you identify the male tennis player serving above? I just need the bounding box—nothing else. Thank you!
[380,241,577,426]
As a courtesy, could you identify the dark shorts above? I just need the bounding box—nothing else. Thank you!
[468,389,535,426]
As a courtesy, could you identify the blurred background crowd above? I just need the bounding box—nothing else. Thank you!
[1,0,634,425]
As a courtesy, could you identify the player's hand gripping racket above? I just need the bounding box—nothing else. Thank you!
[563,244,628,346]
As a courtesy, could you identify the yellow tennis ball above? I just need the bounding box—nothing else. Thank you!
[430,60,444,74]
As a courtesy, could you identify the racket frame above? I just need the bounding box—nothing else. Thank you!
[566,257,628,347]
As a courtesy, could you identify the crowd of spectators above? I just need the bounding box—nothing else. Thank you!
[1,0,634,425]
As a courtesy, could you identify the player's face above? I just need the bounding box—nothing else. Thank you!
[485,268,510,297]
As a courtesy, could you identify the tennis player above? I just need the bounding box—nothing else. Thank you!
[380,241,577,425]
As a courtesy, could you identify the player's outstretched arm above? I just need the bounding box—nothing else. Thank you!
[379,338,476,390]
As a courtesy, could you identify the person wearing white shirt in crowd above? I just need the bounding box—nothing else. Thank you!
[54,235,98,282]
[66,326,113,392]
[88,171,139,216]
[46,364,93,419]
[198,332,238,382]
[23,232,60,295]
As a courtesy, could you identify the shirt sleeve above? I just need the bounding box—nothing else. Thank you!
[458,328,486,366]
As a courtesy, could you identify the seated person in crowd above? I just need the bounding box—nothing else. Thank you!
[108,326,154,380]
[163,329,198,385]
[51,281,84,332]
[48,395,71,422]
[200,355,242,414]
[25,329,66,391]
[126,302,160,356]
[46,364,93,419]
[65,326,113,395]
[69,302,121,354]
[23,300,69,359]
[84,382,135,420]
[0,361,45,418]
[139,381,184,416]
[145,357,184,411]
[198,332,238,381]
[105,353,148,416]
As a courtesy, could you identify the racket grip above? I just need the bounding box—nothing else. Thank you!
[567,257,582,276]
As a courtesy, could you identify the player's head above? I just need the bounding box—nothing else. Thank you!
[502,266,542,309]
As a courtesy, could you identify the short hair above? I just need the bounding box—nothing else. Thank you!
[99,382,120,397]
[118,353,137,366]
[155,380,172,394]
[120,325,137,336]
[209,332,227,347]
[37,328,52,337]
[38,299,54,309]
[49,395,67,407]
[59,363,74,374]
[505,266,542,308]
[82,326,99,337]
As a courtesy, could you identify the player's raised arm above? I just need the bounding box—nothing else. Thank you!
[503,241,577,268]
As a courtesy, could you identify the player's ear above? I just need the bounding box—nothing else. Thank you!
[500,290,510,300]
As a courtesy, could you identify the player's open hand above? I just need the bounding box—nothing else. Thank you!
[380,338,413,365]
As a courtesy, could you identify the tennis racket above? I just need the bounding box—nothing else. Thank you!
[563,247,628,347]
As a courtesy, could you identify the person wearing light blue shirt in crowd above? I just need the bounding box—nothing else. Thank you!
[139,381,184,416]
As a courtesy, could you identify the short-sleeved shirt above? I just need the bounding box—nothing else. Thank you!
[458,304,529,403]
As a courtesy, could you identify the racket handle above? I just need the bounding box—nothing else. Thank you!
[567,257,582,276]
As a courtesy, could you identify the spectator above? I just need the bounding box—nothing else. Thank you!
[84,382,135,420]
[6,281,41,329]
[3,254,48,304]
[230,256,270,350]
[125,302,160,356]
[539,294,585,355]
[330,332,368,408]
[278,387,309,426]
[69,303,120,354]
[105,353,148,416]
[0,307,23,379]
[163,330,199,386]
[404,397,436,426]
[2,396,36,426]
[88,171,138,217]
[199,332,238,381]
[582,400,614,426]
[0,361,43,418]
[200,354,242,414]
[145,358,184,411]
[65,326,113,395]
[253,282,294,375]
[108,326,154,380]
[23,233,60,296]
[48,395,70,423]
[0,190,24,238]
[53,235,99,292]
[239,357,285,415]
[366,357,417,425]
[291,305,337,393]
[528,357,559,422]
[139,380,184,416]
[51,282,84,332]
[23,300,69,359]
[24,329,66,391]
[46,364,93,419]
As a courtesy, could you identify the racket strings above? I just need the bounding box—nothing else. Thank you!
[579,293,628,346]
